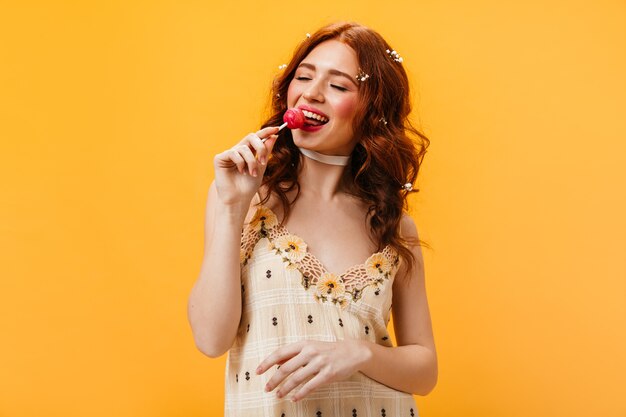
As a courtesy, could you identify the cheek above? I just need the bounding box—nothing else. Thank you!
[333,96,358,120]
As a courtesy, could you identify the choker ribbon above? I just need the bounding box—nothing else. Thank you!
[298,147,350,166]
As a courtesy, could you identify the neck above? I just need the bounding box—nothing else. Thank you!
[297,149,351,200]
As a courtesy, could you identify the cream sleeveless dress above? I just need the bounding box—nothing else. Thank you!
[224,204,419,417]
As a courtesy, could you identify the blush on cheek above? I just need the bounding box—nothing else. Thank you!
[334,97,358,120]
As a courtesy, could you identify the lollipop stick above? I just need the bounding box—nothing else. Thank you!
[261,122,288,143]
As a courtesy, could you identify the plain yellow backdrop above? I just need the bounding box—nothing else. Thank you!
[1,1,625,416]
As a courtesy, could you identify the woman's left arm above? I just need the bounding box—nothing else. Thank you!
[257,214,437,401]
[359,213,438,395]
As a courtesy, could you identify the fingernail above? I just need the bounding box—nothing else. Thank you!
[252,169,257,177]
[260,157,266,165]
[264,383,270,391]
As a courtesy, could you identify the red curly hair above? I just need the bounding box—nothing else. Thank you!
[259,22,430,281]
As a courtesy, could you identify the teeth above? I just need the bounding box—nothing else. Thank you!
[302,109,328,123]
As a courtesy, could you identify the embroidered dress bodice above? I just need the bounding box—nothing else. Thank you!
[224,205,419,417]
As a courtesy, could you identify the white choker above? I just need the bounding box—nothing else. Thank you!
[298,147,350,166]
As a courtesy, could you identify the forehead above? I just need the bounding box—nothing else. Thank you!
[300,40,359,73]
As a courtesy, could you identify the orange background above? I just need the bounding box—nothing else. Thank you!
[1,1,625,416]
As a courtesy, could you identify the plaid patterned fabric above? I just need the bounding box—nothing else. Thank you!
[224,206,419,416]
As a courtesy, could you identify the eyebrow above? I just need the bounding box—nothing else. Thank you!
[297,62,359,87]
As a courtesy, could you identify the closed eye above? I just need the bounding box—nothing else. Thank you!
[331,85,348,91]
[295,76,311,81]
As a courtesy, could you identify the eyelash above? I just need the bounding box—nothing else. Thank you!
[295,77,348,92]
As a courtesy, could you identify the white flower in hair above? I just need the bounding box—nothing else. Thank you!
[386,48,404,63]
[356,68,369,82]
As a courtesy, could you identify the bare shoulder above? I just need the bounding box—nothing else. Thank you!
[399,211,420,241]
[395,212,424,281]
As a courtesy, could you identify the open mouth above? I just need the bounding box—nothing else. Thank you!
[301,109,329,126]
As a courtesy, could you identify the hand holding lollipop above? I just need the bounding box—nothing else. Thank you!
[261,108,304,142]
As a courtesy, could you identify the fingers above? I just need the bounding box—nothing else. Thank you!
[274,360,321,400]
[257,341,305,375]
[256,125,280,140]
[243,133,268,166]
[242,126,279,167]
[235,144,258,177]
[228,149,246,175]
[255,127,279,163]
[216,144,256,176]
[263,134,279,155]
[290,372,326,402]
[264,353,312,393]
[214,126,281,177]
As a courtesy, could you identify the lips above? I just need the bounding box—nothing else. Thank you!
[297,105,329,126]
[299,123,326,132]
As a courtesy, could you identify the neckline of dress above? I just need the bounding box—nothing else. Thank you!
[258,205,394,279]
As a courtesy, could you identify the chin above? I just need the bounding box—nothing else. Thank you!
[291,131,320,146]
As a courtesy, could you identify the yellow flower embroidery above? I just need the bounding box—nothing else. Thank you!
[316,273,345,298]
[314,273,349,309]
[249,206,278,232]
[365,253,392,279]
[274,234,307,264]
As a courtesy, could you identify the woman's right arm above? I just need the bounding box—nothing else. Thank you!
[187,126,279,358]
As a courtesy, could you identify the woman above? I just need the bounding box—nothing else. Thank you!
[188,21,437,416]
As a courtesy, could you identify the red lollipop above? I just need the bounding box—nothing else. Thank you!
[261,108,305,143]
[281,108,305,130]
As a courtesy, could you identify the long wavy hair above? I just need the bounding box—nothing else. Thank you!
[259,22,430,282]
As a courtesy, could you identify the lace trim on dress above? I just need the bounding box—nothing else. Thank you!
[240,205,400,310]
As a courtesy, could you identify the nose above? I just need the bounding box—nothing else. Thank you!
[302,79,325,103]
